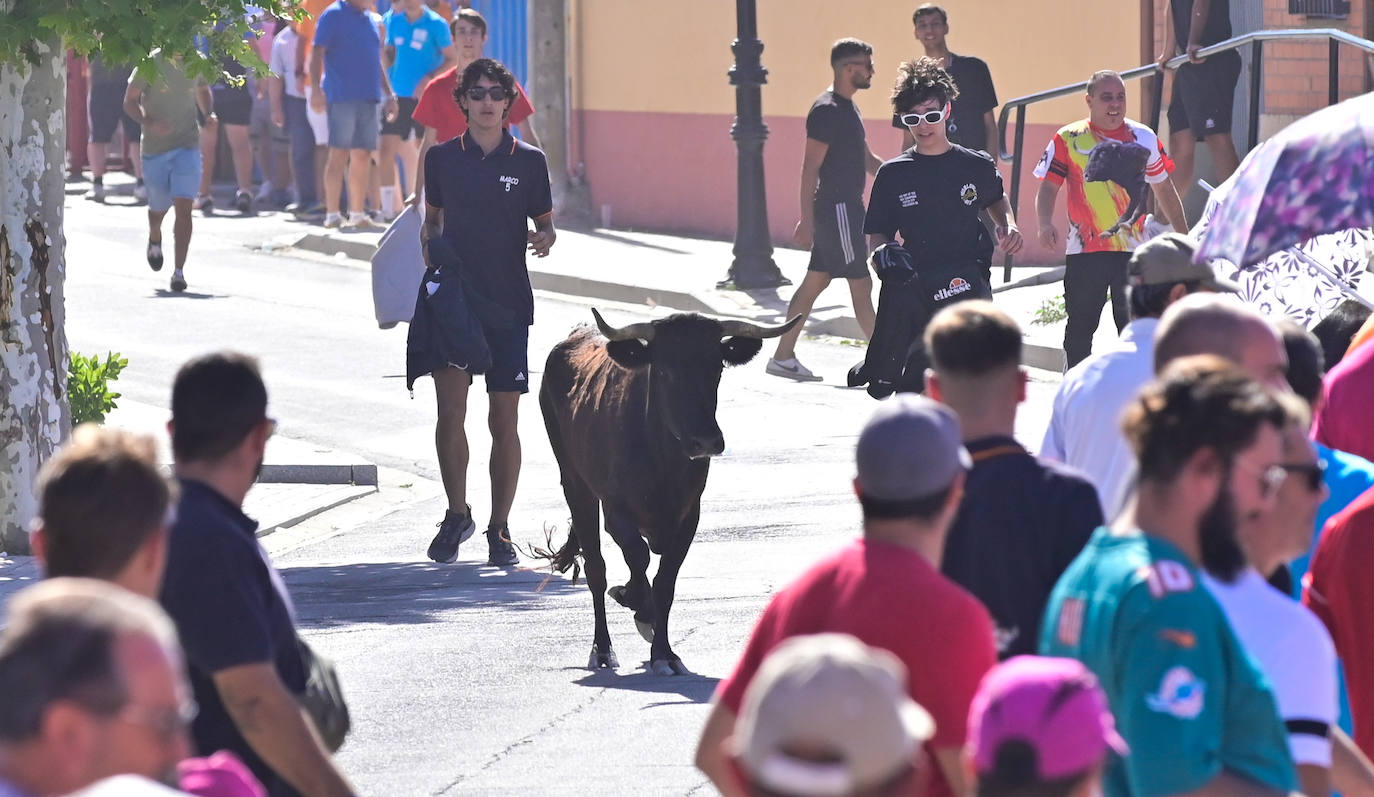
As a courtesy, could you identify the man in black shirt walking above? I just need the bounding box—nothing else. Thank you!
[923,301,1103,658]
[421,58,555,565]
[1158,0,1242,196]
[892,4,1000,155]
[766,38,883,383]
[857,57,1022,396]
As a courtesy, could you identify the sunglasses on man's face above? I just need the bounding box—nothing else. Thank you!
[1280,460,1327,493]
[464,86,511,102]
[900,104,950,127]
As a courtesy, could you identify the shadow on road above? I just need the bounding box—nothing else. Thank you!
[572,668,719,704]
[151,289,219,300]
[282,560,580,629]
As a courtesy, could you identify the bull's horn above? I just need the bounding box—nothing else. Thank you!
[592,308,656,342]
[719,315,803,339]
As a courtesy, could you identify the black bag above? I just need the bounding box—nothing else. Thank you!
[298,639,350,753]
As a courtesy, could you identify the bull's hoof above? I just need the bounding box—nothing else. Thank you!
[649,658,691,676]
[635,617,654,643]
[587,646,619,670]
[608,584,633,608]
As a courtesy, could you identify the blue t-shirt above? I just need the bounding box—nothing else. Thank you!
[1041,529,1296,797]
[383,6,451,98]
[160,480,308,797]
[313,0,384,103]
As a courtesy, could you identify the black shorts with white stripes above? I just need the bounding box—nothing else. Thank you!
[808,197,869,280]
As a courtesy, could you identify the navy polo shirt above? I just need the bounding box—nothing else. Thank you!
[942,436,1104,659]
[313,0,384,103]
[160,479,308,797]
[425,130,553,326]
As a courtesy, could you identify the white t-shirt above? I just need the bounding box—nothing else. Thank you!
[269,27,303,98]
[1040,317,1157,517]
[1204,568,1338,766]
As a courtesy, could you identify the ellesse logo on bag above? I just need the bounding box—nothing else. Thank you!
[932,277,973,302]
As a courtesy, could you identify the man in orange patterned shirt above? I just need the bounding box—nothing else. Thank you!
[1034,70,1187,368]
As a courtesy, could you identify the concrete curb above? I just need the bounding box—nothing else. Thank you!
[259,463,379,487]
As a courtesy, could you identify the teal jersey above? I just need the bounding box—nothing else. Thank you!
[1040,528,1296,797]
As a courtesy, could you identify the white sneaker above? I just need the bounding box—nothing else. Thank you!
[766,357,822,382]
[255,180,275,202]
[347,212,376,229]
[322,212,343,229]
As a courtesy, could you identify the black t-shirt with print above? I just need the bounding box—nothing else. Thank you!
[890,54,998,153]
[806,90,868,202]
[863,144,1004,270]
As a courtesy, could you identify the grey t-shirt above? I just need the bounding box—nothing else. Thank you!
[129,57,204,156]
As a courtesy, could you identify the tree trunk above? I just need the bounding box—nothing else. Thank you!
[1,40,70,555]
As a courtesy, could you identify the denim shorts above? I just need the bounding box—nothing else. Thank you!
[141,147,202,212]
[326,100,380,151]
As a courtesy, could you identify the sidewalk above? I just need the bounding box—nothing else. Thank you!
[0,398,380,595]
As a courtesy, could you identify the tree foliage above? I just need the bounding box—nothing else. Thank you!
[1,0,304,82]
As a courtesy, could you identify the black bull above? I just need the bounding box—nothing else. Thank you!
[539,310,799,675]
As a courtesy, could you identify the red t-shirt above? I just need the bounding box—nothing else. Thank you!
[1313,335,1374,462]
[1304,485,1374,756]
[717,538,997,797]
[411,66,534,143]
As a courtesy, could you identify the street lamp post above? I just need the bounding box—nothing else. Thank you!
[721,0,787,290]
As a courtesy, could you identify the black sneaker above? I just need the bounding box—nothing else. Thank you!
[427,507,475,564]
[235,190,253,215]
[486,524,518,566]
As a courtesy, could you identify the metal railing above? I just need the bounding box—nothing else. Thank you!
[995,27,1374,278]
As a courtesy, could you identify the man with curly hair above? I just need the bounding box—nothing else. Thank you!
[855,57,1023,397]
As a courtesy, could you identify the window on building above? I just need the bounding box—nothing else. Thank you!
[1288,0,1350,18]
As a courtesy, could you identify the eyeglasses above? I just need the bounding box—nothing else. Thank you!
[1279,460,1327,492]
[464,86,511,101]
[1234,458,1289,499]
[116,699,198,742]
[900,104,950,127]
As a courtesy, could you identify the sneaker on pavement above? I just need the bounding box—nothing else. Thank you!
[255,180,275,202]
[765,357,822,382]
[348,212,376,229]
[427,507,476,564]
[846,360,867,387]
[486,524,519,566]
[322,212,343,229]
[170,269,187,293]
[146,240,164,272]
[133,182,147,203]
[235,190,253,215]
[87,182,106,203]
[193,194,213,213]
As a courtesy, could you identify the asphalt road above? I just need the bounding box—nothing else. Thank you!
[63,196,1064,795]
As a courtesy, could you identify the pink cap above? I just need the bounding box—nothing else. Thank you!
[967,656,1127,780]
[178,751,267,797]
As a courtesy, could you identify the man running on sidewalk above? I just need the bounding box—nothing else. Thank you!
[421,59,556,567]
[124,51,213,293]
[766,38,883,383]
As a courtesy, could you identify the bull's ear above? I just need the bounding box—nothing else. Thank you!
[606,339,651,369]
[720,336,764,366]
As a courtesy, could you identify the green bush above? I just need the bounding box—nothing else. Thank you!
[1032,294,1068,326]
[67,352,128,428]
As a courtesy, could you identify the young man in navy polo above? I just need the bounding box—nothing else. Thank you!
[421,58,555,567]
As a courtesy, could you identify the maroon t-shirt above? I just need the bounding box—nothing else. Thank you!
[717,538,998,797]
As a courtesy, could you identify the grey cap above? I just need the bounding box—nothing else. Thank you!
[855,395,971,502]
[1129,233,1240,293]
[733,633,936,797]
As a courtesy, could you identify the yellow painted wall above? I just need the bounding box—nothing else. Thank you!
[572,0,1148,125]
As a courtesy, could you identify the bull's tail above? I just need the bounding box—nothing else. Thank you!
[520,522,583,584]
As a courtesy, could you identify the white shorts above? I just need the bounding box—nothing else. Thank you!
[306,85,328,145]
